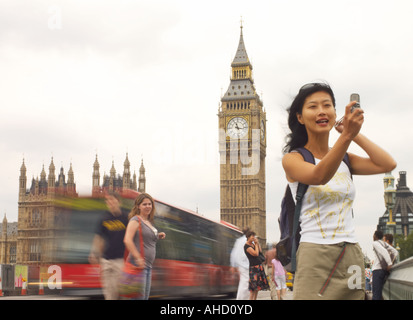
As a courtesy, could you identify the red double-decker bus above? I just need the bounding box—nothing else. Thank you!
[53,190,241,298]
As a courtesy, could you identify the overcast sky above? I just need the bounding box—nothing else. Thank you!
[1,0,413,259]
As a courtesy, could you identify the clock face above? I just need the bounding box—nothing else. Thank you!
[260,120,265,141]
[227,117,248,139]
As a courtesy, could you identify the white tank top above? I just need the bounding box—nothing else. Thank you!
[288,159,357,244]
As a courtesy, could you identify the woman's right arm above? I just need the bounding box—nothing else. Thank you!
[124,219,145,268]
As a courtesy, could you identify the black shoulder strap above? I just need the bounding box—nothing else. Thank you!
[294,147,315,201]
[295,147,315,165]
[342,153,352,179]
[290,148,315,272]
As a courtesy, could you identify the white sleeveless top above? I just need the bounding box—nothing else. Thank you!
[288,159,357,244]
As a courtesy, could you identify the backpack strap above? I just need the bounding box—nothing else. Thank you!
[290,183,307,272]
[293,147,315,202]
[290,148,315,272]
[373,246,389,271]
[293,147,315,201]
[342,153,352,179]
[295,147,315,165]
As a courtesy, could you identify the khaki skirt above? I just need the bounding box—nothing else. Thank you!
[293,242,365,300]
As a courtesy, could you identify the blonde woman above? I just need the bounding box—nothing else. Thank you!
[123,193,166,300]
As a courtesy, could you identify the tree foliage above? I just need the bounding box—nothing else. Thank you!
[395,233,413,261]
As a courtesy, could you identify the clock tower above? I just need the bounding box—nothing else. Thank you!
[218,25,267,243]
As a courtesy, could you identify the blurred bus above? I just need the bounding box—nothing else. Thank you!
[53,190,241,298]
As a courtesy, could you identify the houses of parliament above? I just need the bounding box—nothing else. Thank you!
[1,24,268,266]
[0,154,146,265]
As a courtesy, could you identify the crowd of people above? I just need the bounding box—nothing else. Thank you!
[88,81,397,300]
[230,228,400,301]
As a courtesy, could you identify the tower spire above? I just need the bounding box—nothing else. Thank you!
[221,22,260,104]
[92,154,100,195]
[19,158,27,200]
[231,21,251,68]
[123,153,131,190]
[138,159,146,193]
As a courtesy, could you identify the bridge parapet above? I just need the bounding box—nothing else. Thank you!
[383,256,413,300]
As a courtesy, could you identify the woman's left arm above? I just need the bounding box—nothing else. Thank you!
[349,133,397,175]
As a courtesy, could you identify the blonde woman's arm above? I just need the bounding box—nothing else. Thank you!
[123,219,145,268]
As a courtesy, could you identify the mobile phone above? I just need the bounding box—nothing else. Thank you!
[350,93,360,112]
[335,93,361,128]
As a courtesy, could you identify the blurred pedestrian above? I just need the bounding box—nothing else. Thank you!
[263,243,277,300]
[271,248,288,300]
[89,192,128,300]
[244,230,269,300]
[123,193,166,300]
[230,226,251,300]
[282,82,396,300]
[372,230,393,300]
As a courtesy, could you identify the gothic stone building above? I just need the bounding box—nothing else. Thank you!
[378,171,413,237]
[17,158,77,265]
[0,154,147,266]
[218,26,267,243]
[0,215,18,264]
[92,153,146,196]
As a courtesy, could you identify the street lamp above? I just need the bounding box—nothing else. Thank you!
[383,172,396,234]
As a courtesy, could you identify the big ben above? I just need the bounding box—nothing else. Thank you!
[218,24,267,243]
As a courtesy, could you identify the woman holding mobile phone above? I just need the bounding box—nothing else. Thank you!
[282,82,396,299]
[244,230,269,300]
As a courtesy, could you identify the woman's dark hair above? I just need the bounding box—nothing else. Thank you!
[245,230,256,239]
[283,82,336,154]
